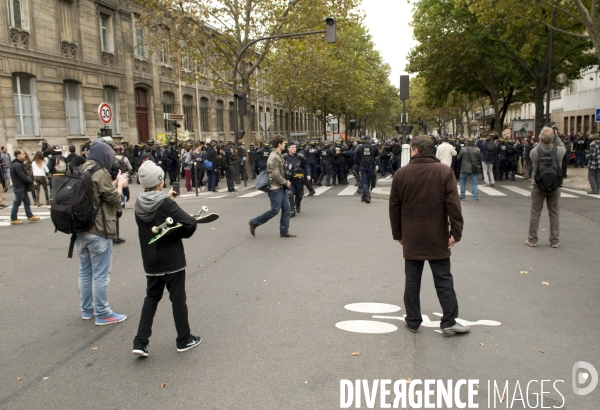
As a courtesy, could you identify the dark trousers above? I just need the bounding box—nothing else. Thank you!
[575,150,586,167]
[589,168,600,194]
[207,170,216,191]
[133,270,191,347]
[226,165,235,191]
[11,187,34,220]
[359,166,375,196]
[404,258,458,330]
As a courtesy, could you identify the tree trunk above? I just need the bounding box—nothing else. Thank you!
[533,78,545,137]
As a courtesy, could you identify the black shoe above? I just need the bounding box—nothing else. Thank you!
[308,191,315,196]
[361,196,367,202]
[132,346,149,357]
[249,222,256,236]
[366,196,371,203]
[177,335,202,352]
[290,212,296,218]
[405,323,418,333]
[326,183,332,187]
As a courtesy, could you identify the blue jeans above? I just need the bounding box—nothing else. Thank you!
[459,172,479,200]
[76,232,114,318]
[11,187,34,220]
[207,170,216,191]
[250,188,290,235]
[576,151,586,167]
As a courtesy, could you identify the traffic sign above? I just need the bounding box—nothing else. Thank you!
[595,108,600,122]
[259,112,271,130]
[98,103,112,125]
[164,113,185,121]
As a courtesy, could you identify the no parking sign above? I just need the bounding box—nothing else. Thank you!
[98,102,113,125]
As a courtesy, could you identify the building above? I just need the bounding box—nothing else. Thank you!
[0,0,323,155]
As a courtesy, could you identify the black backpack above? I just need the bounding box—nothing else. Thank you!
[50,165,107,258]
[485,142,495,161]
[535,146,562,192]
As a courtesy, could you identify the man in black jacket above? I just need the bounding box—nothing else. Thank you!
[65,145,85,170]
[205,141,218,192]
[132,160,200,356]
[9,150,41,225]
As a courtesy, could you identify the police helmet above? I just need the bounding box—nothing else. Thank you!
[146,139,155,146]
[264,143,271,148]
[309,141,317,146]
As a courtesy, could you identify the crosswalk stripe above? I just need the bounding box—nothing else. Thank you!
[504,186,531,196]
[208,195,228,199]
[560,192,579,198]
[0,216,50,220]
[477,186,506,196]
[338,186,357,196]
[238,190,264,198]
[561,188,600,198]
[371,188,389,195]
[313,186,333,196]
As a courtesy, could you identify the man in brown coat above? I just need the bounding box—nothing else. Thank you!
[389,135,470,335]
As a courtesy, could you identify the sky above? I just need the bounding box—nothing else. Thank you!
[360,0,418,86]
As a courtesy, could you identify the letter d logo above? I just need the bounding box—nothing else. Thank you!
[572,361,598,396]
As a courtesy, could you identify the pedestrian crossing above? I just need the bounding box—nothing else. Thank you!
[0,211,51,227]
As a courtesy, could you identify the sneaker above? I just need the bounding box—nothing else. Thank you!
[177,335,202,352]
[82,311,94,320]
[460,197,466,200]
[27,216,40,222]
[587,191,599,195]
[132,346,149,357]
[525,240,537,247]
[441,322,471,335]
[483,183,491,187]
[551,244,559,248]
[95,312,127,326]
[405,323,418,333]
[473,198,478,202]
[10,220,23,225]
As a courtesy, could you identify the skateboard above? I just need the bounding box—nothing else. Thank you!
[148,208,219,244]
[148,217,182,244]
[191,206,220,223]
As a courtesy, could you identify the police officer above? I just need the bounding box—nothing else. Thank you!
[224,140,238,192]
[304,141,319,194]
[505,139,517,181]
[248,143,258,178]
[257,143,271,173]
[283,142,311,217]
[356,135,379,203]
[317,142,334,186]
[332,145,345,185]
[237,141,248,181]
[495,139,508,181]
[165,141,179,185]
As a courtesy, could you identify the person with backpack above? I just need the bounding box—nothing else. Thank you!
[526,127,565,248]
[75,142,129,324]
[476,136,495,187]
[48,146,67,203]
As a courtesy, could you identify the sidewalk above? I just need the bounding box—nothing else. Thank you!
[370,166,593,201]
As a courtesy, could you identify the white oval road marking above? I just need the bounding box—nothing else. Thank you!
[345,302,401,314]
[335,320,398,334]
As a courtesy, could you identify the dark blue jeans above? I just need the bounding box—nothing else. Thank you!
[576,151,586,167]
[11,187,34,221]
[250,188,290,235]
[207,170,216,191]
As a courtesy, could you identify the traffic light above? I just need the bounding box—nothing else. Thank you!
[325,18,336,43]
[399,75,409,100]
[395,126,401,134]
[235,92,248,116]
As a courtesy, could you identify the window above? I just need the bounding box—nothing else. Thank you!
[183,95,194,132]
[200,98,209,132]
[228,102,235,132]
[64,82,83,135]
[160,43,170,65]
[285,112,289,131]
[8,0,29,30]
[104,87,120,135]
[134,26,146,58]
[250,105,256,131]
[216,100,224,132]
[12,74,38,135]
[280,110,284,132]
[569,81,578,94]
[59,1,72,41]
[163,92,174,132]
[259,106,263,131]
[100,14,114,52]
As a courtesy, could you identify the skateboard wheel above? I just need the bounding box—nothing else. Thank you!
[202,206,208,212]
[152,226,160,234]
[166,217,174,225]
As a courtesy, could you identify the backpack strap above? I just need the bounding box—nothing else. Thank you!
[68,233,77,259]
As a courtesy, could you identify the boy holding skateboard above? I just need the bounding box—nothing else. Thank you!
[132,160,201,356]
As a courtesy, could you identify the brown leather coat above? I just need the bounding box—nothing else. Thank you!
[389,154,464,260]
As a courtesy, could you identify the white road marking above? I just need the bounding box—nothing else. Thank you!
[456,184,471,196]
[208,195,227,199]
[562,188,600,198]
[477,186,506,196]
[371,187,390,195]
[503,186,531,196]
[0,215,50,220]
[335,320,398,334]
[344,303,401,314]
[338,186,357,196]
[313,186,333,196]
[238,190,265,198]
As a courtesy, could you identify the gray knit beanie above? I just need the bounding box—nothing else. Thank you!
[138,160,164,189]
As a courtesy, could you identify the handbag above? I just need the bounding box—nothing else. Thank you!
[467,147,481,174]
[255,169,272,192]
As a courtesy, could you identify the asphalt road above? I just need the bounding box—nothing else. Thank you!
[0,177,598,409]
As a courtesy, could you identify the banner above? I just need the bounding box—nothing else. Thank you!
[512,120,534,139]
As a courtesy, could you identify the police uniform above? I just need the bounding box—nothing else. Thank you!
[505,140,517,180]
[249,144,258,178]
[356,136,379,203]
[317,143,334,186]
[257,144,271,173]
[305,141,321,189]
[495,139,508,181]
[166,142,179,184]
[283,146,310,217]
[224,142,238,192]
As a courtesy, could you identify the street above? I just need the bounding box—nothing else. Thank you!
[0,176,599,409]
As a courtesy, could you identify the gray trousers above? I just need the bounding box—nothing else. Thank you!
[528,187,560,245]
[588,168,600,194]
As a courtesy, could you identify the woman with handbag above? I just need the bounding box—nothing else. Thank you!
[31,151,49,206]
[456,138,482,201]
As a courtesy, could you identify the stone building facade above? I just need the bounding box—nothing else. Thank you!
[0,0,322,155]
